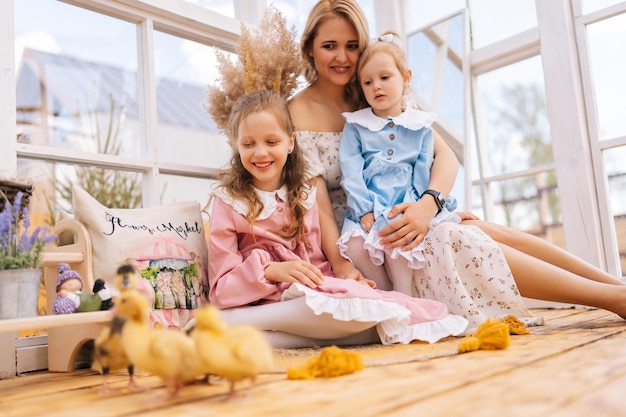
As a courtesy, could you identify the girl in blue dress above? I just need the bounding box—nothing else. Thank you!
[339,32,463,295]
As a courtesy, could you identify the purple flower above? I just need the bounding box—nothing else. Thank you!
[1,191,56,270]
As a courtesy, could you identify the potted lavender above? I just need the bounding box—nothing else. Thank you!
[0,191,56,319]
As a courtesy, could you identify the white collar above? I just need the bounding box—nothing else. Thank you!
[342,107,436,131]
[213,185,316,220]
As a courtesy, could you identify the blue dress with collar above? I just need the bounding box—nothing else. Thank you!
[338,107,460,269]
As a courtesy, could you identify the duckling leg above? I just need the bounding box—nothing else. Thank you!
[164,377,182,400]
[126,365,144,392]
[99,367,115,396]
[227,380,238,397]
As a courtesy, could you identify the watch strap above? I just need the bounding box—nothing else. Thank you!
[422,189,444,213]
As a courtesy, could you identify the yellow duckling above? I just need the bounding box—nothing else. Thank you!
[92,316,140,395]
[190,304,274,396]
[115,289,202,400]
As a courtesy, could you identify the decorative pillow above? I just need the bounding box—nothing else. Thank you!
[72,185,209,328]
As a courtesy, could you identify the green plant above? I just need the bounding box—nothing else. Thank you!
[56,94,142,209]
[0,191,56,270]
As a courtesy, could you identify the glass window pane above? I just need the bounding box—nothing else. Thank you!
[476,56,551,176]
[355,0,377,36]
[405,1,465,32]
[448,13,465,56]
[441,58,463,133]
[581,0,623,15]
[272,0,377,40]
[17,159,144,218]
[161,175,217,209]
[181,0,235,18]
[603,146,626,276]
[468,0,537,49]
[153,31,231,169]
[270,0,310,34]
[490,172,563,248]
[408,32,435,102]
[470,184,486,219]
[15,0,140,157]
[407,13,465,134]
[604,147,626,217]
[586,12,626,141]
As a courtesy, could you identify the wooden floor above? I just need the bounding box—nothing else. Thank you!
[1,307,626,417]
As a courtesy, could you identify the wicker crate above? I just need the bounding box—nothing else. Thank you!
[0,179,33,211]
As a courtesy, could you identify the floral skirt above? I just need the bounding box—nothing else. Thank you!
[413,222,543,331]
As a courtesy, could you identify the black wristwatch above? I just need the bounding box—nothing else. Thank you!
[422,189,445,214]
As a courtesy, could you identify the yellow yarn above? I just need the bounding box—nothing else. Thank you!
[286,346,364,380]
[502,315,531,335]
[458,318,511,353]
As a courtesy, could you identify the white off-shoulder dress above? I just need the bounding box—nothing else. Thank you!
[297,130,542,331]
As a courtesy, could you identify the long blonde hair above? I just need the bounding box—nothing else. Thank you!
[219,90,311,246]
[300,0,370,110]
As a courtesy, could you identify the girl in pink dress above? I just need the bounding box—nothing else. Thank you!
[206,89,467,347]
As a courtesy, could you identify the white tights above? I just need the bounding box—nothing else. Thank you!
[343,235,414,295]
[218,297,381,348]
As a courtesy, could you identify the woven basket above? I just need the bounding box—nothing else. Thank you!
[0,179,33,211]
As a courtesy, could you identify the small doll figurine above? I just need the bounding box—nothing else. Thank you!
[52,263,114,314]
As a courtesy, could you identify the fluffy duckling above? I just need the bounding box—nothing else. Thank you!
[92,316,139,395]
[190,304,274,396]
[115,289,202,400]
[115,263,139,293]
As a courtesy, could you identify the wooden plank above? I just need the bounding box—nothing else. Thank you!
[0,311,113,334]
[392,326,626,416]
[40,252,84,265]
[0,308,624,417]
[549,374,626,417]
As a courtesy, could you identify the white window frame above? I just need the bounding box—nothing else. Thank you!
[1,0,242,207]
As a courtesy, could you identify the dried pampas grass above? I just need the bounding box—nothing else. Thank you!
[206,6,302,133]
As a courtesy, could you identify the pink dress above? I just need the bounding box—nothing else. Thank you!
[208,185,468,344]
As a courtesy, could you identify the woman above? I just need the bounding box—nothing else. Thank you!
[288,0,626,327]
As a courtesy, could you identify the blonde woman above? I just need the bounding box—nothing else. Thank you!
[289,0,626,329]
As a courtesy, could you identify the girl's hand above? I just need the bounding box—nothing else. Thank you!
[360,212,375,232]
[377,200,436,251]
[332,259,366,281]
[332,261,375,287]
[355,276,377,288]
[264,260,325,289]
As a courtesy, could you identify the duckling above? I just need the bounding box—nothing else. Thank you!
[115,289,202,400]
[92,316,139,395]
[190,304,274,396]
[115,263,139,293]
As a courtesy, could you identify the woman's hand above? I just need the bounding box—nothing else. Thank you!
[457,211,480,221]
[377,199,437,251]
[264,260,325,289]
